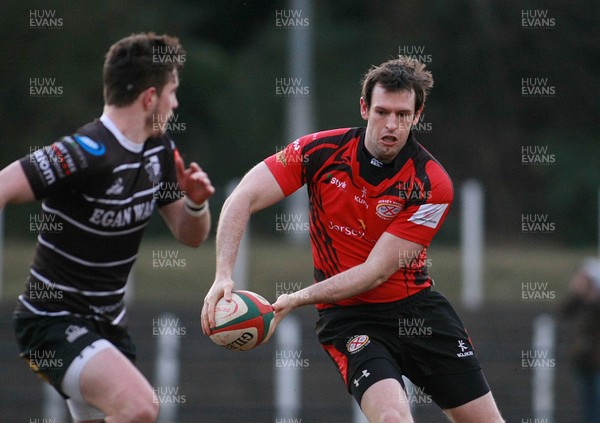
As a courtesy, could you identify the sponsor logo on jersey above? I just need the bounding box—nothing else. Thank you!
[275,140,307,167]
[354,186,369,209]
[346,334,370,354]
[52,142,77,176]
[144,155,162,184]
[89,199,155,228]
[456,339,474,358]
[407,203,448,229]
[370,157,383,167]
[328,221,365,239]
[276,149,288,167]
[65,325,89,343]
[89,300,123,315]
[106,177,125,195]
[376,199,403,220]
[31,148,57,186]
[62,136,90,169]
[73,135,106,156]
[328,176,346,190]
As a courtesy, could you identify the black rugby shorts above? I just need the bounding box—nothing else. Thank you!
[315,288,490,409]
[13,313,136,398]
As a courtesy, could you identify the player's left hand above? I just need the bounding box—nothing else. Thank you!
[272,292,301,328]
[174,149,215,204]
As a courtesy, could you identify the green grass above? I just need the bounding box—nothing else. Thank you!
[1,237,593,306]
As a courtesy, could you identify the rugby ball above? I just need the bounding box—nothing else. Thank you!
[208,290,275,351]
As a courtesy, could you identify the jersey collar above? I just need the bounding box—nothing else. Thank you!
[358,130,419,170]
[99,114,144,154]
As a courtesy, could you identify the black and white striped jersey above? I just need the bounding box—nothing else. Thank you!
[15,115,182,327]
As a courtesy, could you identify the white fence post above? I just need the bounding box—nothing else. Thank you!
[274,315,302,421]
[352,399,369,423]
[284,0,313,246]
[532,313,555,422]
[460,179,484,310]
[42,383,68,422]
[154,312,182,423]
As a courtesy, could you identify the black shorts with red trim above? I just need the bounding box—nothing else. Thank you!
[315,288,490,409]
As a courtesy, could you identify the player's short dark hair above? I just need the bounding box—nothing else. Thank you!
[361,56,433,112]
[103,32,186,107]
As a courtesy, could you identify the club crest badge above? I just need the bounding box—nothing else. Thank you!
[144,155,162,184]
[346,335,370,354]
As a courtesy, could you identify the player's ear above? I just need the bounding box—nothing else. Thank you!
[141,86,158,110]
[360,97,369,121]
[413,106,424,124]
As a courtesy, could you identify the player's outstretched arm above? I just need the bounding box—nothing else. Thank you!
[201,162,285,334]
[0,161,35,209]
[272,233,424,324]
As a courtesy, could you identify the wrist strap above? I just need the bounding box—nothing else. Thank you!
[183,196,208,216]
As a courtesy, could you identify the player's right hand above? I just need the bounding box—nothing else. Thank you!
[201,277,234,335]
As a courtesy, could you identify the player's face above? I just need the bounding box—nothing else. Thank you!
[361,84,422,163]
[149,70,180,136]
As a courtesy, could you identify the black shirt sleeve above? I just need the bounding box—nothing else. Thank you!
[19,134,108,199]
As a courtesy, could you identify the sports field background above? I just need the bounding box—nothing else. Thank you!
[0,238,591,305]
[0,0,598,421]
[0,238,593,421]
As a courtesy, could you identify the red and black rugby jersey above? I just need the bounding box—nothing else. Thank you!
[264,127,453,308]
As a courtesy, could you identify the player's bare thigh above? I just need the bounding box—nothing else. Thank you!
[360,378,414,423]
[79,347,158,422]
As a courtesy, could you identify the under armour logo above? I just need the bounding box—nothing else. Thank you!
[353,369,371,387]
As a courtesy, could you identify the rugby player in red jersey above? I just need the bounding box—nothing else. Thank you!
[202,57,504,422]
[0,33,214,422]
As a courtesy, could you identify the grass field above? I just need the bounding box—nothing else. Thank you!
[0,237,594,308]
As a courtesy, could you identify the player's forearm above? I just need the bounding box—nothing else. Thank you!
[178,206,211,246]
[291,261,390,307]
[163,199,211,247]
[214,192,252,280]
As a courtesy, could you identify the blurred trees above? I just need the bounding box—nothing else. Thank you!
[0,0,598,245]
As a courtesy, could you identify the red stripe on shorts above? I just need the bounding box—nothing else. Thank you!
[322,344,349,385]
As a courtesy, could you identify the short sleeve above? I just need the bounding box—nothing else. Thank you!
[385,160,454,247]
[19,135,108,199]
[263,136,309,197]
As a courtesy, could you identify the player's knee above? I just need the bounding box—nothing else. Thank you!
[379,409,413,423]
[116,395,159,423]
[134,398,159,423]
